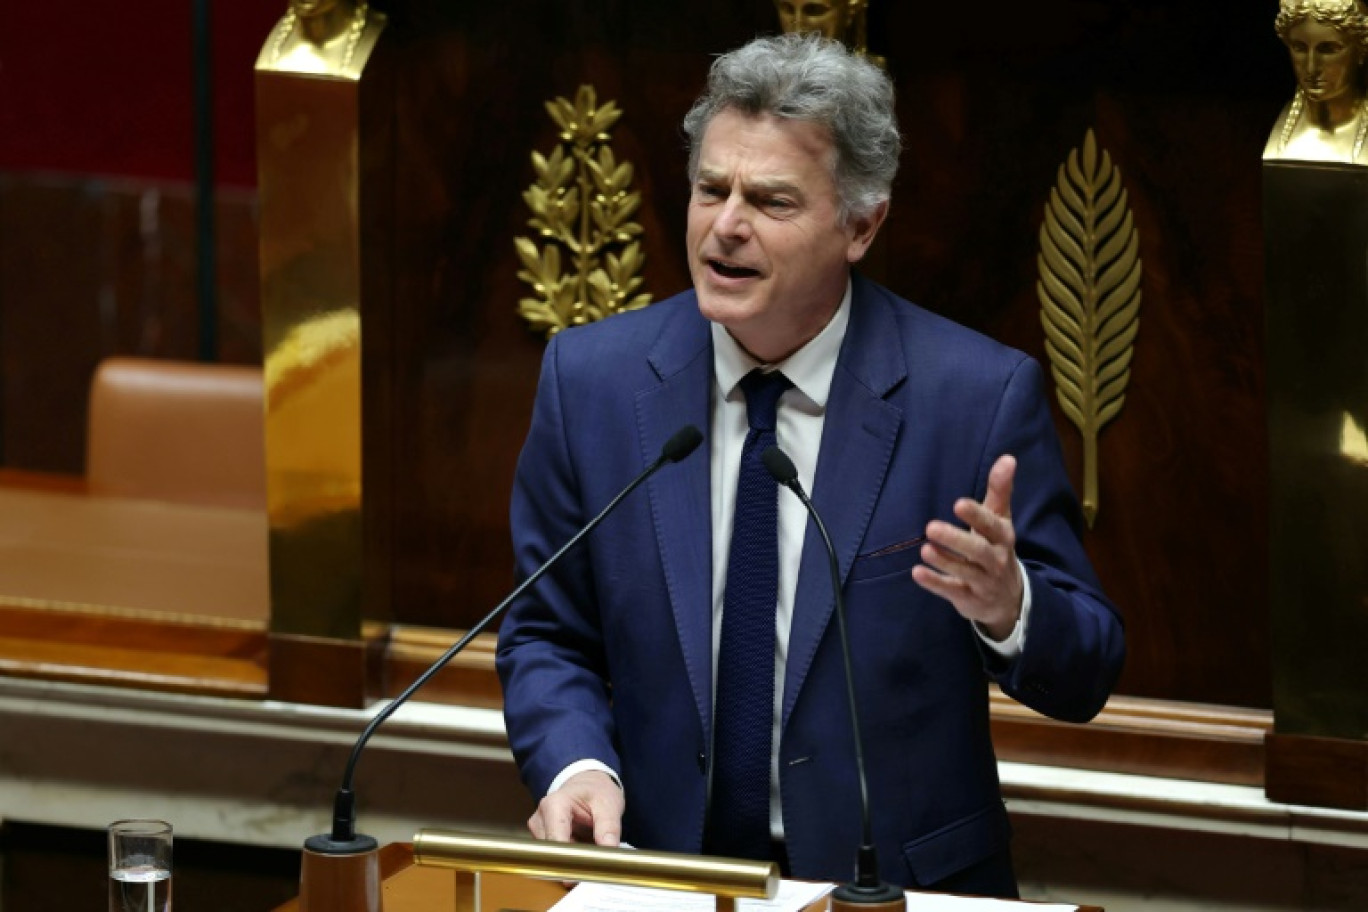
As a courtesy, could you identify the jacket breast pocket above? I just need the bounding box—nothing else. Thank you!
[848,536,925,583]
[901,802,1012,887]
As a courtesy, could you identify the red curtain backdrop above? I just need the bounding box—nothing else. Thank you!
[0,0,280,186]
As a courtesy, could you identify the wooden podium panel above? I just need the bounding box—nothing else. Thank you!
[268,843,825,912]
[271,844,1100,911]
[268,843,575,911]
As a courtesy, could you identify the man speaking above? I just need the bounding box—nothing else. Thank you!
[496,33,1125,898]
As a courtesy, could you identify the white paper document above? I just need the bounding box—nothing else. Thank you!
[548,880,1079,912]
[548,879,832,912]
[902,894,1077,911]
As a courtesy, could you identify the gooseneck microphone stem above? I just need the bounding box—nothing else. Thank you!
[325,424,704,845]
[819,502,875,847]
[762,446,903,907]
[761,449,873,850]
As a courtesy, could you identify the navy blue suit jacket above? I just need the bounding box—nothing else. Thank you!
[496,274,1125,894]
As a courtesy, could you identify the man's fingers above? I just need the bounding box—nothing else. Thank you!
[927,517,996,571]
[589,780,625,847]
[982,454,1016,519]
[920,537,970,576]
[593,816,621,847]
[530,799,573,842]
[531,771,625,847]
[914,454,1022,632]
[924,519,970,557]
[912,562,961,598]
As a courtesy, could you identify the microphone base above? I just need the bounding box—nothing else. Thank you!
[299,833,382,912]
[830,880,907,911]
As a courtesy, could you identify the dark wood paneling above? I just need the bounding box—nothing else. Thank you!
[0,176,261,473]
[3,0,1293,713]
[1267,733,1368,811]
[0,603,266,699]
[1,176,106,472]
[267,632,386,709]
[871,1,1281,708]
[363,0,1283,710]
[992,690,1270,787]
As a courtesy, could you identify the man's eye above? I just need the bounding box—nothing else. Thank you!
[697,186,725,199]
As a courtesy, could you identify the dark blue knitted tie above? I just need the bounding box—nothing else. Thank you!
[707,368,792,860]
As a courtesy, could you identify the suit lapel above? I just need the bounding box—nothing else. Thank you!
[638,299,716,741]
[782,276,906,727]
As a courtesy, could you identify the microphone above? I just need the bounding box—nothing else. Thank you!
[298,425,704,909]
[762,446,905,911]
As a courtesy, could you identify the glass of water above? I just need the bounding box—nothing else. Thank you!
[107,819,172,912]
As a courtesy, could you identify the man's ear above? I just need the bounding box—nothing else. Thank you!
[846,200,889,263]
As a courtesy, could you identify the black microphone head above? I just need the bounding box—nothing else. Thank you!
[761,445,799,486]
[661,425,704,463]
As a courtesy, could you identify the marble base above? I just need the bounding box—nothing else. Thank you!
[0,676,527,849]
[3,677,1368,909]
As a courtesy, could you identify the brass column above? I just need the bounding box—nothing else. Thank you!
[255,1,392,707]
[1262,0,1368,808]
[1263,161,1368,809]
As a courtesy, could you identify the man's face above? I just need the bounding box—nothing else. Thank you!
[686,108,884,363]
[289,0,341,18]
[1287,18,1362,103]
[775,0,851,40]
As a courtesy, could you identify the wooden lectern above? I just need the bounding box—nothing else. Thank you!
[272,843,786,912]
[272,842,1103,912]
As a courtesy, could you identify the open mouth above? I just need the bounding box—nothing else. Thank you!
[709,259,761,280]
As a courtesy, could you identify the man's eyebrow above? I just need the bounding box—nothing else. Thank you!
[694,168,802,196]
[747,178,803,197]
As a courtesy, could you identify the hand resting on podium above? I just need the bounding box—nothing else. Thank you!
[529,770,625,848]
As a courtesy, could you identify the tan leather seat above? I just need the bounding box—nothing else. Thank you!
[86,357,267,511]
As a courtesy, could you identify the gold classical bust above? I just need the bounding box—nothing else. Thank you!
[256,0,387,79]
[1265,0,1368,165]
[774,0,861,42]
[773,0,882,66]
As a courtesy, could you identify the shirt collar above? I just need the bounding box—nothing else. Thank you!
[710,280,852,410]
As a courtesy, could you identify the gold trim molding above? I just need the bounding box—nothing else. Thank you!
[1037,129,1142,528]
[515,85,650,339]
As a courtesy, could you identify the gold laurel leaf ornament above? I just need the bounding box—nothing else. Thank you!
[516,85,650,338]
[1037,129,1142,528]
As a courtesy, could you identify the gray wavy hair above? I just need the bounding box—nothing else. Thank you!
[1275,0,1368,56]
[682,33,901,225]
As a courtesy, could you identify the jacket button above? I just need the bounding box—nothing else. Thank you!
[697,751,707,774]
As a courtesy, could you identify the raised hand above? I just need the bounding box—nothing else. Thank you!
[911,454,1024,642]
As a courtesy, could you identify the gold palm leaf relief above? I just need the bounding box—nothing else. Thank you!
[516,85,650,339]
[1037,129,1142,528]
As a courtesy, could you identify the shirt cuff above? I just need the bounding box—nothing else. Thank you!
[975,558,1032,659]
[547,759,623,798]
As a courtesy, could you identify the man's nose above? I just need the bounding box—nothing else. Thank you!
[713,195,753,240]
